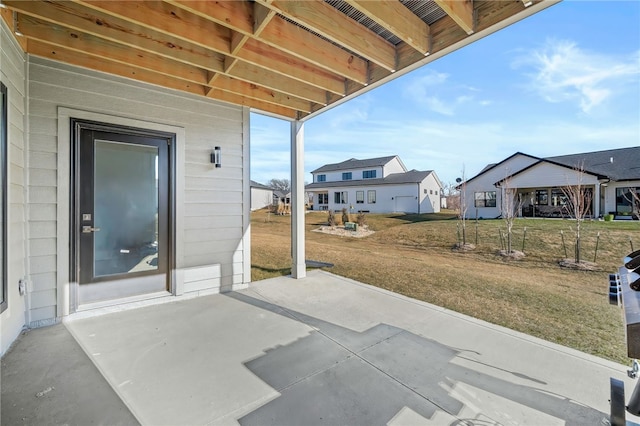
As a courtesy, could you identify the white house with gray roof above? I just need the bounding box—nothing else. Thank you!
[306,156,443,214]
[462,147,640,220]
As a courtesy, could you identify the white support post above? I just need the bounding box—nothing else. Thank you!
[291,120,306,279]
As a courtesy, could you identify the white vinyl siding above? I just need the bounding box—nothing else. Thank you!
[463,154,539,219]
[1,19,27,355]
[26,56,247,325]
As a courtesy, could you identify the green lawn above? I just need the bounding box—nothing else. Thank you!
[251,209,640,363]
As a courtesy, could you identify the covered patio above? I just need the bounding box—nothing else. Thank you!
[2,270,635,425]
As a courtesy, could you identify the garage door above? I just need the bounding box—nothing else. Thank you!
[394,196,416,213]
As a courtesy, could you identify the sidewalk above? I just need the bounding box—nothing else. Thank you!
[2,269,637,425]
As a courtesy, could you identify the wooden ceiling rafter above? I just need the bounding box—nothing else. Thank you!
[0,0,554,121]
[434,0,475,34]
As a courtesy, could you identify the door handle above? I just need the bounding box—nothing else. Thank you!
[82,226,101,233]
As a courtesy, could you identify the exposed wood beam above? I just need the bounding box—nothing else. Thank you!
[258,0,397,72]
[27,38,298,119]
[75,1,232,52]
[253,2,276,36]
[343,0,430,55]
[19,14,310,113]
[206,88,298,119]
[212,75,313,113]
[434,0,475,35]
[4,1,225,72]
[167,0,368,85]
[28,39,207,96]
[18,15,210,86]
[229,61,327,105]
[0,8,27,50]
[238,38,346,96]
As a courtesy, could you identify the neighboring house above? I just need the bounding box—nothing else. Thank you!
[461,147,640,220]
[306,156,443,214]
[250,181,274,211]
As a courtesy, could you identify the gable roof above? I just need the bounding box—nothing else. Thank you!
[306,170,436,190]
[311,155,401,174]
[494,147,640,185]
[547,147,640,181]
[250,180,272,190]
[463,152,540,186]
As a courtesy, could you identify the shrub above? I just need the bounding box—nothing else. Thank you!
[327,210,336,227]
[342,207,349,225]
[356,212,367,227]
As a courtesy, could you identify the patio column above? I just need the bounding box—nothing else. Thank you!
[291,120,306,279]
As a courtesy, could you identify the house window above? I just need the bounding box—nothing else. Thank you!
[367,190,376,204]
[356,191,364,203]
[363,170,376,179]
[550,188,567,207]
[334,191,348,204]
[435,190,438,195]
[535,189,548,205]
[318,193,328,204]
[430,189,433,195]
[1,82,7,313]
[616,187,640,215]
[317,174,326,182]
[342,172,352,180]
[474,191,496,208]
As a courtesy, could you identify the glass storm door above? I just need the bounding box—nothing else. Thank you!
[76,125,170,305]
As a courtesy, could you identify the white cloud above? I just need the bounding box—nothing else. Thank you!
[513,39,640,113]
[401,69,490,116]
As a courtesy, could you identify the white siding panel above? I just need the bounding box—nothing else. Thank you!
[29,306,56,324]
[30,272,57,292]
[8,139,23,167]
[1,21,28,356]
[29,255,57,275]
[463,154,540,219]
[29,168,56,187]
[183,264,221,293]
[29,238,57,257]
[30,289,56,310]
[9,183,23,204]
[28,133,57,153]
[29,151,57,170]
[183,215,239,230]
[9,163,23,186]
[28,203,56,222]
[29,221,56,239]
[509,162,599,188]
[28,186,56,204]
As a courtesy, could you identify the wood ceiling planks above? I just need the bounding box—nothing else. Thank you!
[1,0,552,120]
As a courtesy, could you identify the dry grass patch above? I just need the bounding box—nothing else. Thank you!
[251,209,638,363]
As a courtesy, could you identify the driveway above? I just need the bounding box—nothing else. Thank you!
[2,270,637,425]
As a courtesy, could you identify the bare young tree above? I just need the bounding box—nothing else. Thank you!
[444,182,460,211]
[500,172,524,255]
[561,162,593,264]
[268,178,291,194]
[456,167,469,246]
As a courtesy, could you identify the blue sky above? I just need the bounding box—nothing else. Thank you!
[250,1,640,188]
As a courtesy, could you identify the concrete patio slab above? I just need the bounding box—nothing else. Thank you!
[2,269,639,425]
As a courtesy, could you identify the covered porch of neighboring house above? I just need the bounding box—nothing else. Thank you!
[515,186,597,219]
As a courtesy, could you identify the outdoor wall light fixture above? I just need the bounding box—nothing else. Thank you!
[211,146,221,168]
